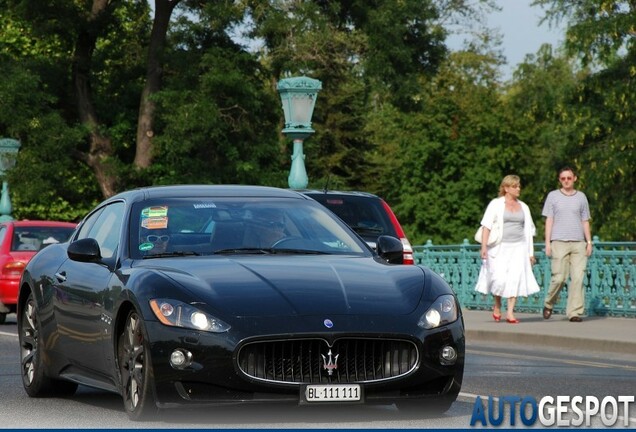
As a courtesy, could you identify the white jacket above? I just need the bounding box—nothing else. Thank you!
[480,196,536,256]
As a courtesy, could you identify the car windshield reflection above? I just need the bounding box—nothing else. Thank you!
[133,198,367,259]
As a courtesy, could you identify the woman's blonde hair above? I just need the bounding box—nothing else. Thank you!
[499,175,520,197]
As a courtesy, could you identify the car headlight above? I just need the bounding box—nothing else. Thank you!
[417,294,458,329]
[149,299,231,333]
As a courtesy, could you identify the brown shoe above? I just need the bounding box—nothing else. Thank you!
[569,316,583,322]
[542,307,552,319]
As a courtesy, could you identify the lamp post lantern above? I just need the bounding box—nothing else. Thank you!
[277,76,322,189]
[0,138,21,222]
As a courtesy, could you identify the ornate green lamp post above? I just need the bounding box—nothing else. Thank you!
[277,76,322,189]
[0,138,21,222]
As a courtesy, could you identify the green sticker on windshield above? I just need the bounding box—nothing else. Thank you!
[139,242,154,251]
[141,206,168,218]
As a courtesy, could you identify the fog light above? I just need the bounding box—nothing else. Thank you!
[170,349,192,369]
[440,345,457,365]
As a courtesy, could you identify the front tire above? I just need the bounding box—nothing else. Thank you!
[118,309,157,421]
[19,292,78,397]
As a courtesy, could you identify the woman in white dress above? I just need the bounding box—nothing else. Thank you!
[475,175,540,323]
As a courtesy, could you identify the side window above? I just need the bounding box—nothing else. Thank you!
[76,208,104,241]
[81,202,125,259]
[0,226,6,246]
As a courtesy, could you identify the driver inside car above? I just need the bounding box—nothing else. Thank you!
[246,208,288,248]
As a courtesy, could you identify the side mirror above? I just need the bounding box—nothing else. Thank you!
[376,235,404,264]
[67,238,102,262]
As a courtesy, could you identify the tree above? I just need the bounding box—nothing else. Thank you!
[148,2,285,186]
[504,44,582,236]
[2,0,180,198]
[531,0,636,240]
[365,45,514,244]
[563,53,636,240]
[134,0,182,170]
[534,0,636,67]
[0,57,101,220]
[245,0,453,190]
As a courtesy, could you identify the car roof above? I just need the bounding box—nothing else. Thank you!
[1,220,77,228]
[106,185,311,204]
[299,189,382,199]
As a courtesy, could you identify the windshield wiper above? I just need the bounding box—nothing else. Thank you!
[214,248,328,255]
[143,250,201,259]
[214,248,273,255]
[270,248,329,255]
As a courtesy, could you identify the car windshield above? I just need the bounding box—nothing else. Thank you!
[11,226,76,251]
[130,197,369,259]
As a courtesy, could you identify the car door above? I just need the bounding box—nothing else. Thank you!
[53,201,125,377]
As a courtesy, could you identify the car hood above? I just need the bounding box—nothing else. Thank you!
[135,256,426,317]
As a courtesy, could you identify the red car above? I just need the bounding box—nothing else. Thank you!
[0,220,76,323]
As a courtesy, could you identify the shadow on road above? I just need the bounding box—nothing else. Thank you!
[71,386,455,426]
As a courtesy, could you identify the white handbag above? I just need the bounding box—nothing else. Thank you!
[474,225,500,246]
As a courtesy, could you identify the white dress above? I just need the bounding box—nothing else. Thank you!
[475,241,540,298]
[475,203,540,298]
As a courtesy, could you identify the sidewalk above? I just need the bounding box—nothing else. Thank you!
[462,308,636,354]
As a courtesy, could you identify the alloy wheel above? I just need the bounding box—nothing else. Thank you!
[20,298,38,385]
[120,311,149,416]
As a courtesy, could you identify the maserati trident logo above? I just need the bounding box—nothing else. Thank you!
[321,349,339,376]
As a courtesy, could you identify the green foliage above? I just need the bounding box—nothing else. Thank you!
[1,0,635,243]
[365,48,513,244]
[505,38,636,241]
[0,57,101,221]
[150,17,285,187]
[0,11,65,58]
[562,52,636,240]
[246,0,451,191]
[342,0,448,110]
[533,0,636,68]
[503,44,583,236]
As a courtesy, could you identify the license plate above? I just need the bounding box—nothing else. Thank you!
[304,384,361,402]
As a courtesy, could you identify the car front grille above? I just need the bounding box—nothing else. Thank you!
[237,338,418,384]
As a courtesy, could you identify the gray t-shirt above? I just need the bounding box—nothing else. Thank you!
[542,190,590,241]
[502,210,525,243]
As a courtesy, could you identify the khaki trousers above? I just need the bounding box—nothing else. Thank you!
[544,241,588,318]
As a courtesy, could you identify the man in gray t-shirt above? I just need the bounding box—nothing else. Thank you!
[542,167,592,322]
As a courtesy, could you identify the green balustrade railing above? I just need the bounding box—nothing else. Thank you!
[413,236,636,318]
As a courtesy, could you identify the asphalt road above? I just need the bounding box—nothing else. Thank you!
[1,314,635,429]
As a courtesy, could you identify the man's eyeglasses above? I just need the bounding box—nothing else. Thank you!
[559,176,573,181]
[147,235,169,242]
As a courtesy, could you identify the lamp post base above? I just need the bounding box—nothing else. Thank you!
[0,180,13,221]
[288,139,308,189]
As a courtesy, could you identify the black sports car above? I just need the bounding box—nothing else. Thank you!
[18,185,464,420]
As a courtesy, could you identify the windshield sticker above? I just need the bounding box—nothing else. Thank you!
[139,242,154,251]
[193,202,217,209]
[141,216,169,230]
[141,206,168,218]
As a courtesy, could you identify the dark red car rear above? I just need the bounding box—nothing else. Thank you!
[301,190,414,265]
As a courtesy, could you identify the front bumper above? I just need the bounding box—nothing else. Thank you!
[145,315,465,408]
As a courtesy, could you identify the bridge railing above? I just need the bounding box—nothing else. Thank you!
[413,236,636,318]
